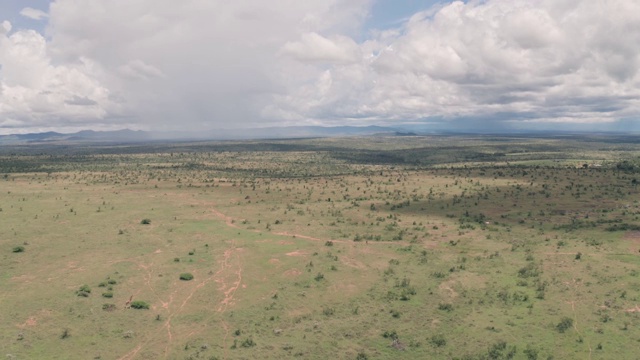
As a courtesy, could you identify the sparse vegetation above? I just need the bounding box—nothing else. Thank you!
[179,273,194,281]
[2,135,640,358]
[430,334,447,347]
[130,301,150,310]
[102,303,117,312]
[76,285,91,297]
[556,317,574,333]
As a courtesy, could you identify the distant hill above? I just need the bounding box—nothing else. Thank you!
[0,129,151,144]
[0,126,401,144]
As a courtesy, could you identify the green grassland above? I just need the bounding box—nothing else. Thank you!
[2,134,640,359]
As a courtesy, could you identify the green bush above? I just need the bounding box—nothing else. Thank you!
[102,291,113,298]
[179,273,194,281]
[130,300,150,309]
[76,284,91,296]
[322,307,335,316]
[556,317,573,333]
[430,334,447,347]
[524,345,539,360]
[382,330,398,340]
[240,337,256,348]
[140,219,151,225]
[12,246,25,253]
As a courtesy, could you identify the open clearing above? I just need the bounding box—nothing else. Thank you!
[2,134,640,359]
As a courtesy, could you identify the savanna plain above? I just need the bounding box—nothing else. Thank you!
[2,134,640,359]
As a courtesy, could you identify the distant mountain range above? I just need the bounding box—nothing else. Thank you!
[0,129,151,144]
[2,126,637,146]
[0,126,415,144]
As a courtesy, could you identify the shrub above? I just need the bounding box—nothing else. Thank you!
[102,303,116,312]
[400,288,416,301]
[524,345,539,360]
[102,291,113,298]
[76,284,91,297]
[556,317,573,333]
[430,334,447,347]
[179,273,194,281]
[12,246,25,253]
[487,341,516,359]
[518,263,540,278]
[140,219,151,225]
[382,330,398,340]
[241,337,256,348]
[130,301,150,309]
[322,307,335,316]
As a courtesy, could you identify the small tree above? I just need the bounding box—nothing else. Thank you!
[430,334,447,347]
[130,300,150,309]
[76,284,91,297]
[556,317,573,333]
[179,273,194,281]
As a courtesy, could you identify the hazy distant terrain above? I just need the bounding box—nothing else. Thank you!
[4,1,640,357]
[2,134,640,359]
[0,127,405,145]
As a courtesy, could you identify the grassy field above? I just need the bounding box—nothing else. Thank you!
[2,134,640,359]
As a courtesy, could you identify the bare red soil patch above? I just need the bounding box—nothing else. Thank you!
[285,250,307,257]
[283,268,302,277]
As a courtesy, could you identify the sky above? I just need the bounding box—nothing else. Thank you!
[1,0,640,134]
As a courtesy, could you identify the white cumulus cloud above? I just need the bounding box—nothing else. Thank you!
[2,0,640,133]
[282,33,361,64]
[0,24,118,133]
[272,0,640,128]
[0,20,11,34]
[20,7,49,21]
[37,0,373,132]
